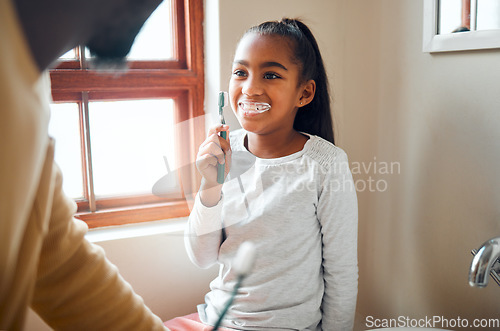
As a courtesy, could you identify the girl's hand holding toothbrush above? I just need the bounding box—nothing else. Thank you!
[196,124,231,207]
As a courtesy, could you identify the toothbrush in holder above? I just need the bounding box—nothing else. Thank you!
[217,92,228,184]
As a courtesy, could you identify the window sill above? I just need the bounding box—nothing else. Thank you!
[76,200,190,229]
[85,217,187,243]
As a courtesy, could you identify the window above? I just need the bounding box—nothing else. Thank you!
[423,0,500,52]
[49,0,204,228]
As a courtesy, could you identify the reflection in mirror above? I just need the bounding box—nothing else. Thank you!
[438,0,470,34]
[477,0,500,30]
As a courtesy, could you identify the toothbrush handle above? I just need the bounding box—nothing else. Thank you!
[217,131,227,184]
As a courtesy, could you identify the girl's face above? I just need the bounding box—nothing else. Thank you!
[229,33,312,136]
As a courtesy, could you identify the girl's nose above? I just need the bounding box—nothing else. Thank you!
[241,76,263,96]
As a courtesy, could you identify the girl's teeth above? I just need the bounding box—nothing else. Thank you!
[239,102,271,113]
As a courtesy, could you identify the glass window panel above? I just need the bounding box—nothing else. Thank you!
[439,0,468,34]
[477,0,500,30]
[59,49,77,60]
[89,99,177,198]
[127,0,174,60]
[48,103,84,199]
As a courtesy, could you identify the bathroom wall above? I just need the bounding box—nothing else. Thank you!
[26,0,500,330]
[341,0,500,328]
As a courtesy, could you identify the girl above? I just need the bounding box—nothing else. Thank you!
[166,18,358,331]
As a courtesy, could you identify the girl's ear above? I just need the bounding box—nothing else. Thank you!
[297,80,316,108]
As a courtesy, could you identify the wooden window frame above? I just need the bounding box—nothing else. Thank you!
[50,0,204,228]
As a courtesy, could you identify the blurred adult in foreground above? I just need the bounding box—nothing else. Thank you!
[0,0,170,329]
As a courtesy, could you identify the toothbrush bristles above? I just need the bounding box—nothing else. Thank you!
[219,91,227,125]
[219,91,229,108]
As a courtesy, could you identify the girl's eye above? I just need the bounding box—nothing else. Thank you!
[264,72,280,80]
[233,70,247,77]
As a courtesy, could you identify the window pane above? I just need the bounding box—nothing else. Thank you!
[59,49,77,60]
[48,103,84,199]
[89,99,177,198]
[477,0,500,30]
[127,0,174,60]
[439,0,468,34]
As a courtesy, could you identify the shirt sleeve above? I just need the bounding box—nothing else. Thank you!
[31,165,168,331]
[184,192,225,269]
[317,150,358,331]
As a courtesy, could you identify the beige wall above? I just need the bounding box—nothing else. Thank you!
[342,0,500,329]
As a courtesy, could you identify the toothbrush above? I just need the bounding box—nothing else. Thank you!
[212,241,256,331]
[217,92,228,184]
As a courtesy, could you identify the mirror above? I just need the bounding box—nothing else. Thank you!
[423,0,500,52]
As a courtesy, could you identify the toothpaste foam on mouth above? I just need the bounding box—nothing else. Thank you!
[239,101,271,113]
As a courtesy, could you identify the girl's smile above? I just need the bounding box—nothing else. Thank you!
[238,100,271,117]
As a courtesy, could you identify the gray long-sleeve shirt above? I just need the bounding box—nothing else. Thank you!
[185,129,358,331]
